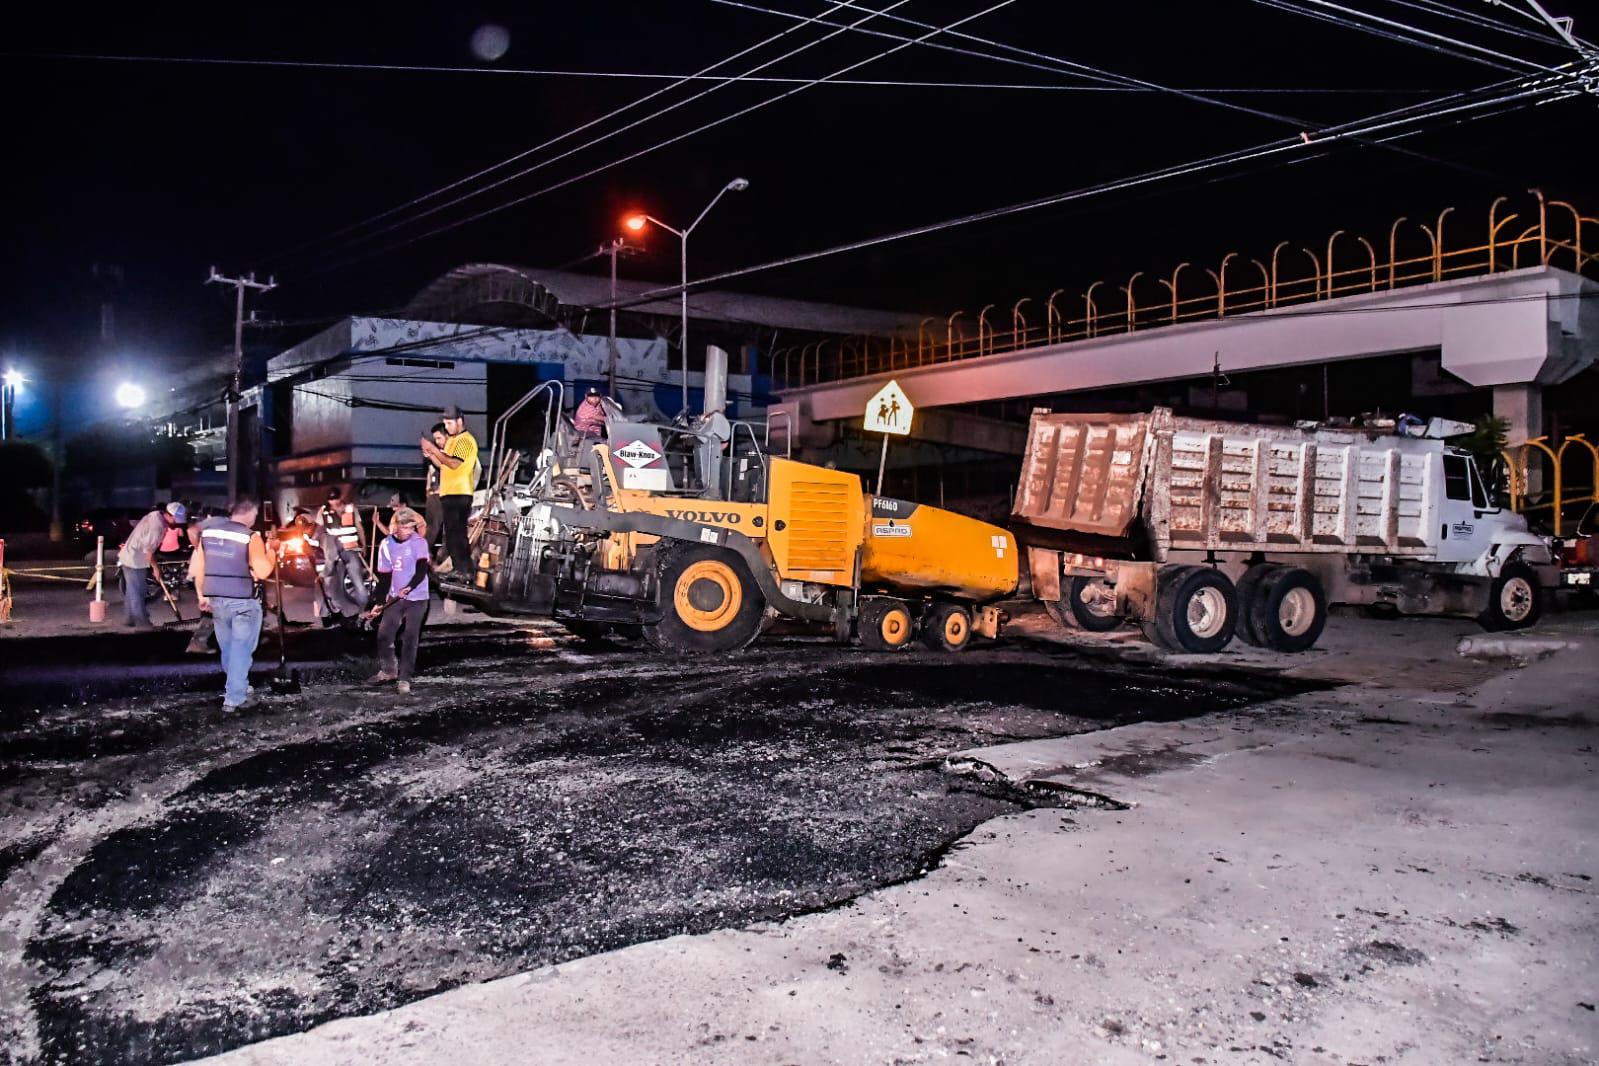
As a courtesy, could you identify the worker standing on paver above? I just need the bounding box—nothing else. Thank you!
[420,404,478,577]
[193,499,275,713]
[422,423,448,564]
[117,502,186,628]
[573,387,609,439]
[366,506,431,695]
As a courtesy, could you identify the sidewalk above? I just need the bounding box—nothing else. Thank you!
[199,621,1599,1066]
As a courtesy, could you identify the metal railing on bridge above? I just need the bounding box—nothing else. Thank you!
[1502,434,1599,538]
[772,192,1597,389]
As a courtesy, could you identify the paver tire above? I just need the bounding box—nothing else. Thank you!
[920,602,973,652]
[1479,559,1542,632]
[643,543,766,654]
[1143,565,1237,654]
[858,598,915,652]
[1250,566,1327,653]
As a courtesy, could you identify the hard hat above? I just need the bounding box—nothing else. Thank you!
[165,502,188,523]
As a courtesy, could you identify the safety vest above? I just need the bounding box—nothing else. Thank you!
[320,504,362,551]
[200,520,257,599]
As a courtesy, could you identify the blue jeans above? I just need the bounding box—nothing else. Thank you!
[122,567,151,627]
[212,597,263,708]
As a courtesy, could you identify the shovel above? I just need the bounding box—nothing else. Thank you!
[269,564,301,695]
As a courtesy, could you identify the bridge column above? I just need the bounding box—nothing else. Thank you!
[1493,383,1544,495]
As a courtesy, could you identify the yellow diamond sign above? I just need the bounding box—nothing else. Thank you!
[864,380,913,436]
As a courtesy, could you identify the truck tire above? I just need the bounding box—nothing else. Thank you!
[1140,565,1237,654]
[858,598,915,652]
[643,543,766,654]
[1479,559,1542,632]
[1233,564,1272,647]
[1250,566,1327,653]
[921,602,973,652]
[1065,575,1121,631]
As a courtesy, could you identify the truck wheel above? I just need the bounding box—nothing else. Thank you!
[1233,565,1272,647]
[1250,566,1327,653]
[858,598,915,652]
[1141,565,1237,654]
[1480,560,1542,632]
[643,544,766,654]
[921,602,973,652]
[1066,576,1121,631]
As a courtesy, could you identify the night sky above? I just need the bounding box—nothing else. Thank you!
[2,0,1592,425]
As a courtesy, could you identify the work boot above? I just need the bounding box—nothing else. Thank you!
[366,671,396,684]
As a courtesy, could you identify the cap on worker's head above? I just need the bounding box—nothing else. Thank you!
[441,403,463,420]
[586,387,599,397]
[165,502,188,523]
[327,488,342,500]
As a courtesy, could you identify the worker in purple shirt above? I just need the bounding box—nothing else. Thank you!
[365,507,432,694]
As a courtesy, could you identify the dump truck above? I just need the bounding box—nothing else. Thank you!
[1013,407,1558,654]
[443,359,1017,654]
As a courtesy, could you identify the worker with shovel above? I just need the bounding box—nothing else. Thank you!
[365,507,432,695]
[193,499,276,713]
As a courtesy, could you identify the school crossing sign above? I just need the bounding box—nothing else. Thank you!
[863,380,913,436]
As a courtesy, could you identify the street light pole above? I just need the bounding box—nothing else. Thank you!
[626,177,748,416]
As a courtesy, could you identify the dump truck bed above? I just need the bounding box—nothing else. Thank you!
[1012,408,1446,559]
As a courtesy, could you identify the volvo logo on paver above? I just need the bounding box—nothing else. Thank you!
[615,441,665,469]
[667,509,741,524]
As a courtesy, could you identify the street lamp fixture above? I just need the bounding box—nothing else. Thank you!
[621,176,750,413]
[1,368,22,441]
[115,382,146,409]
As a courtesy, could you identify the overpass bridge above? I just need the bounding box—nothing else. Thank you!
[770,195,1599,455]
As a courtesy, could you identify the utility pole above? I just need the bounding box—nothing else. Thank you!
[600,237,640,400]
[206,267,276,502]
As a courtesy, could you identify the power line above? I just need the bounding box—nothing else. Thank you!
[301,0,931,264]
[266,1,863,263]
[721,1,1524,185]
[1367,0,1568,45]
[595,71,1575,315]
[0,50,1444,95]
[1257,0,1574,75]
[314,0,1023,272]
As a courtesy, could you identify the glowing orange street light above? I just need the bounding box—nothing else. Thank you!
[617,177,749,412]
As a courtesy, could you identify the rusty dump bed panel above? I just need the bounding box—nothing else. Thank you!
[1013,408,1441,557]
